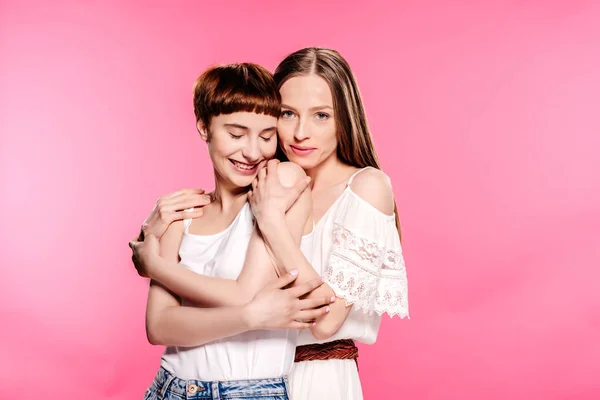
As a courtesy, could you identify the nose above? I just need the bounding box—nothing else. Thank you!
[294,118,310,141]
[241,138,260,162]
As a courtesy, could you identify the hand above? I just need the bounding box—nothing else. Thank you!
[248,160,310,228]
[128,234,163,278]
[139,188,211,240]
[243,271,335,330]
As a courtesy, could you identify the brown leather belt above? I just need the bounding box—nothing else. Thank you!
[294,339,359,369]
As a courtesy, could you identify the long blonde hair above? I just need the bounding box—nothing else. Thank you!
[274,47,402,240]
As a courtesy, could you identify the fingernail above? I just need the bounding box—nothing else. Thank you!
[325,306,331,312]
[290,270,298,276]
[312,322,316,326]
[305,176,311,183]
[330,296,335,303]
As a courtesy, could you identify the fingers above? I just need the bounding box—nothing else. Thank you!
[128,239,139,251]
[258,167,267,182]
[268,270,299,290]
[251,177,257,192]
[289,176,310,201]
[286,276,324,298]
[130,234,157,251]
[155,210,203,226]
[266,160,280,183]
[132,257,149,277]
[293,306,330,321]
[288,321,314,329]
[160,193,211,212]
[173,210,204,221]
[174,195,211,211]
[298,295,335,310]
[164,188,206,200]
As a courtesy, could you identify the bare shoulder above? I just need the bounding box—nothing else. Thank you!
[349,168,395,215]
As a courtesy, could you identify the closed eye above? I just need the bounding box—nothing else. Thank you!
[229,133,243,139]
[260,136,273,142]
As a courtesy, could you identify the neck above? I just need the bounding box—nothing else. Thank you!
[212,172,248,212]
[306,154,350,193]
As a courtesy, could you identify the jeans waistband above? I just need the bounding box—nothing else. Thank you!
[149,367,289,399]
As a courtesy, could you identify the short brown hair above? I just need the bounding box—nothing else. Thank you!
[193,63,281,130]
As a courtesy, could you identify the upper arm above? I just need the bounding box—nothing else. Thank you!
[146,222,185,342]
[310,169,396,340]
[160,220,185,262]
[349,168,395,215]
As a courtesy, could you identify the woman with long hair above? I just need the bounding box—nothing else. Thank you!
[133,48,408,399]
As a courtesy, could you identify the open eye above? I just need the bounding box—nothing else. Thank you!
[281,110,295,119]
[315,112,330,120]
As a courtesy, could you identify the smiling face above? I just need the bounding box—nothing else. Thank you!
[192,63,281,190]
[277,74,338,171]
[198,112,278,189]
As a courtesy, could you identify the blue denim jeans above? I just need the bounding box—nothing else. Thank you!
[143,367,290,400]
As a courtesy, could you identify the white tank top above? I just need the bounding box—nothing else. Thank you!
[160,202,314,381]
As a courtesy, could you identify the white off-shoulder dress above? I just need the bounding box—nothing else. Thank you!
[289,167,409,400]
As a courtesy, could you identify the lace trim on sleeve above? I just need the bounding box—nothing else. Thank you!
[323,223,409,318]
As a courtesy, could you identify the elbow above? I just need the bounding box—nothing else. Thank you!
[310,320,342,341]
[147,331,163,346]
[276,162,307,188]
[146,319,166,346]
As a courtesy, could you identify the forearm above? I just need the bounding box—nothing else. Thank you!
[147,305,251,347]
[235,229,279,296]
[261,222,351,339]
[236,183,311,293]
[261,220,318,280]
[150,259,253,307]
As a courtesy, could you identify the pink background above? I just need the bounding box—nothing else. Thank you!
[2,1,600,399]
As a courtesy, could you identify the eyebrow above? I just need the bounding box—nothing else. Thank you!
[310,106,333,112]
[260,127,277,134]
[281,104,333,112]
[224,124,277,134]
[224,123,249,131]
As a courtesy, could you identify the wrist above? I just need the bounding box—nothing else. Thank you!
[241,303,259,330]
[145,254,165,279]
[257,214,285,235]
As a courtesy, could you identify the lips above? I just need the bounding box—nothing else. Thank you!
[229,159,259,175]
[289,145,316,156]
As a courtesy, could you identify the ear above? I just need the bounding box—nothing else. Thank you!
[197,120,209,141]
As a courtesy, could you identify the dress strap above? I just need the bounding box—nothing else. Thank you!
[182,207,194,233]
[347,166,373,186]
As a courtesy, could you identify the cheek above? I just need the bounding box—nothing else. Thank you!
[208,136,236,158]
[261,140,278,159]
[277,120,295,141]
[315,123,337,149]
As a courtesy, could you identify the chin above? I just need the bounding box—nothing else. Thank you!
[230,174,255,189]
